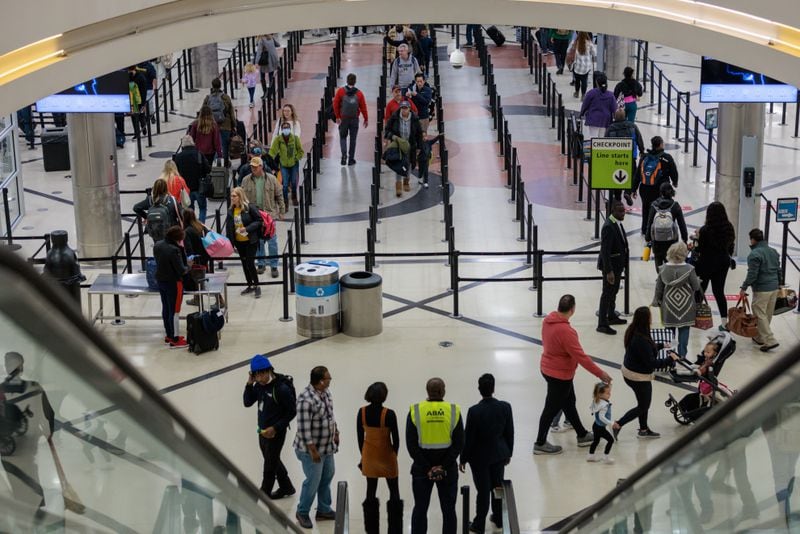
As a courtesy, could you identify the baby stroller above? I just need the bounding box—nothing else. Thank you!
[664,331,737,425]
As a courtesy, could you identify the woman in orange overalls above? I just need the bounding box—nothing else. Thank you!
[357,382,401,534]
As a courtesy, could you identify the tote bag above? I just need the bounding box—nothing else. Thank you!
[693,298,714,330]
[201,231,234,258]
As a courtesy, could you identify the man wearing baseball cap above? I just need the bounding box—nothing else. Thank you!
[241,156,285,277]
[384,85,418,124]
[385,99,424,196]
[243,355,297,498]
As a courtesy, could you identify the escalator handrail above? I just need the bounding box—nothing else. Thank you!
[334,481,349,534]
[0,246,303,533]
[501,479,521,534]
[559,342,800,532]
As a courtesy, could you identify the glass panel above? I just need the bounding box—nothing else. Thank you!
[0,254,300,533]
[0,134,16,184]
[0,175,21,237]
[0,115,9,133]
[570,353,800,533]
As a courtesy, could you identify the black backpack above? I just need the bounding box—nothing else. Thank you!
[340,87,360,119]
[272,373,296,407]
[145,199,173,241]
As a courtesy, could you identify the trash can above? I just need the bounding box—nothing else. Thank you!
[41,127,71,172]
[340,271,383,337]
[295,260,340,338]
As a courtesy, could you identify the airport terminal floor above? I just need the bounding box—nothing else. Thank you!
[2,25,800,533]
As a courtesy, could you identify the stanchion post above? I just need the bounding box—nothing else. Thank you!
[692,116,700,167]
[451,251,460,317]
[110,257,125,325]
[2,188,13,246]
[136,216,146,271]
[124,232,133,274]
[279,253,293,322]
[526,206,534,265]
[460,486,470,534]
[706,131,713,183]
[287,230,295,293]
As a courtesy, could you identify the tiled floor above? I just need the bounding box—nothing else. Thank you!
[5,28,800,533]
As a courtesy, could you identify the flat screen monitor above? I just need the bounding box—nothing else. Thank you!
[36,71,131,113]
[700,57,797,103]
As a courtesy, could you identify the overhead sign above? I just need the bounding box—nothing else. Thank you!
[590,138,634,190]
[776,197,798,223]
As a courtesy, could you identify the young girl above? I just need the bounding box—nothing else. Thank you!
[697,341,720,406]
[588,383,615,464]
[241,63,259,108]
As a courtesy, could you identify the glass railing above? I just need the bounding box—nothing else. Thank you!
[0,246,302,533]
[560,342,800,533]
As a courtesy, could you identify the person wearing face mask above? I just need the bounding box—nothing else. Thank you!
[269,122,305,206]
[384,101,424,197]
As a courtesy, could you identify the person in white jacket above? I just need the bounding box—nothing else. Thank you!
[587,383,615,464]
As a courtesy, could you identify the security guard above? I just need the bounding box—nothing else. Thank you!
[406,377,464,534]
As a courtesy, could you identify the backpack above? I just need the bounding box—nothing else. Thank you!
[257,209,276,239]
[639,153,663,186]
[145,198,174,241]
[200,307,225,334]
[229,134,245,160]
[208,92,226,124]
[652,202,678,242]
[272,373,296,408]
[341,87,360,119]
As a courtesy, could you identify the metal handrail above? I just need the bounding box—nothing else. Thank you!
[334,481,349,534]
[500,480,521,534]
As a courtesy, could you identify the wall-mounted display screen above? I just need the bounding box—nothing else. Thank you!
[36,71,130,113]
[700,57,797,103]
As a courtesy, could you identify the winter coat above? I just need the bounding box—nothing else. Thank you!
[580,88,617,129]
[540,311,605,380]
[269,133,304,168]
[741,241,780,292]
[653,263,701,327]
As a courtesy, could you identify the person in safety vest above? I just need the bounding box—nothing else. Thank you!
[406,377,464,534]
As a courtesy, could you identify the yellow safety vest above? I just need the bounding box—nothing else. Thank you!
[410,401,461,450]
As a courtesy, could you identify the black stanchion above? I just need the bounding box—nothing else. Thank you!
[287,229,295,293]
[110,257,125,326]
[279,253,293,322]
[460,486,470,534]
[705,131,713,183]
[692,116,700,167]
[136,217,146,271]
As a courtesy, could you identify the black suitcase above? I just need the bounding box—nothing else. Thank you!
[485,26,506,47]
[209,163,229,199]
[187,312,219,354]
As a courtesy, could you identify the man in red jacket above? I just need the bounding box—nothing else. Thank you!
[533,294,612,455]
[333,73,369,166]
[384,85,418,124]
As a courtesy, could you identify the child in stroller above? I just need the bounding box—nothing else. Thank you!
[665,331,736,425]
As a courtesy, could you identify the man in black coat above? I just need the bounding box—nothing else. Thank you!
[173,135,210,222]
[605,108,645,204]
[597,201,630,335]
[459,374,514,533]
[385,101,424,197]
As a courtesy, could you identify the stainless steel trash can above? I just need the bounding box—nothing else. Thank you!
[295,260,340,338]
[340,271,382,337]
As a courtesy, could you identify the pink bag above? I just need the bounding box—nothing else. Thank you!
[202,231,234,258]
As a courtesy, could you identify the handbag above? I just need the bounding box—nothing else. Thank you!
[199,174,214,197]
[694,297,714,330]
[727,295,759,338]
[201,231,234,258]
[179,188,191,209]
[774,286,798,315]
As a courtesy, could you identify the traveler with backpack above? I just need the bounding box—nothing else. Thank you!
[334,73,369,166]
[189,105,223,166]
[255,34,281,100]
[605,109,645,203]
[154,225,193,348]
[406,72,433,134]
[652,242,702,358]
[225,187,263,298]
[633,136,679,235]
[269,123,305,206]
[580,73,617,139]
[384,25,412,64]
[173,135,211,223]
[242,156,285,278]
[134,178,183,246]
[244,355,297,499]
[202,78,235,164]
[272,104,302,140]
[389,44,421,95]
[646,182,688,271]
[613,67,644,123]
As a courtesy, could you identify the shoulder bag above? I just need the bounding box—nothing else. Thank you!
[727,295,759,338]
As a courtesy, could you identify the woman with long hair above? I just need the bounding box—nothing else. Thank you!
[613,66,644,122]
[272,104,302,140]
[614,306,673,439]
[569,32,596,100]
[160,160,189,203]
[182,209,210,306]
[693,201,736,328]
[189,105,223,165]
[132,177,182,232]
[225,187,262,298]
[357,382,400,533]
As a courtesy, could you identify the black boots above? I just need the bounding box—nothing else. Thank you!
[387,499,403,534]
[363,498,380,534]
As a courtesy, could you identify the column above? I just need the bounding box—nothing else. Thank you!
[191,43,219,89]
[602,35,633,82]
[714,103,765,258]
[67,113,122,258]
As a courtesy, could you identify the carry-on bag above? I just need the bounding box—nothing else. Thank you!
[727,296,759,338]
[186,311,219,354]
[484,26,506,46]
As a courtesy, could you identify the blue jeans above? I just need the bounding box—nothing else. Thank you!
[221,130,231,161]
[281,164,299,201]
[190,191,207,223]
[465,24,479,45]
[257,234,278,268]
[247,86,255,103]
[295,450,335,516]
[672,326,690,358]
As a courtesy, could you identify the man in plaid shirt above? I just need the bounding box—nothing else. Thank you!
[293,366,339,529]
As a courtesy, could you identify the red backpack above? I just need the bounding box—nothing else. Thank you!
[257,209,276,239]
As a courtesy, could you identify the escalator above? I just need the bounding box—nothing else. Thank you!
[0,246,301,532]
[559,340,800,533]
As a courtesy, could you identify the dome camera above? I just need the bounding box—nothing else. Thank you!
[449,49,465,69]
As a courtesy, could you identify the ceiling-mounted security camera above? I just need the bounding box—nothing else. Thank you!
[449,49,465,69]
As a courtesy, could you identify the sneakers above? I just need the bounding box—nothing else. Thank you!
[423,182,429,188]
[550,421,573,433]
[596,326,617,335]
[752,337,765,346]
[271,267,279,278]
[418,178,425,185]
[315,510,336,520]
[241,286,255,295]
[257,265,266,275]
[533,442,563,455]
[601,455,615,464]
[254,287,262,299]
[637,429,661,439]
[296,513,313,529]
[761,343,780,352]
[586,453,599,462]
[164,336,171,345]
[577,432,594,447]
[608,317,628,325]
[169,337,189,349]
[249,102,255,108]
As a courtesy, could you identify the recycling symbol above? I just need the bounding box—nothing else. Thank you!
[316,288,325,296]
[613,169,628,184]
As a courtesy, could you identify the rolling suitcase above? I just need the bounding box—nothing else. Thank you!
[186,311,219,354]
[485,26,506,47]
[209,162,228,200]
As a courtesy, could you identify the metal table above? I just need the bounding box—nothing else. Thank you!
[87,273,229,325]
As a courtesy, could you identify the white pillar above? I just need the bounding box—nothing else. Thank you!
[191,44,220,89]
